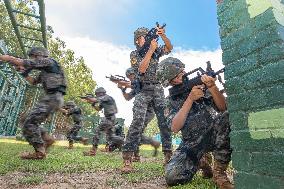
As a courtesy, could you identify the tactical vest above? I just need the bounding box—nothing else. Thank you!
[70,107,82,124]
[99,95,118,116]
[40,58,67,94]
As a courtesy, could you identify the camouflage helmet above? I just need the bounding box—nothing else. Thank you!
[65,101,76,106]
[125,67,135,76]
[157,57,185,87]
[28,47,49,57]
[134,27,148,45]
[95,87,106,94]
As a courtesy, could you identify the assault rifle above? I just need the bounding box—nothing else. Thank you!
[137,22,166,59]
[169,61,225,97]
[106,74,131,88]
[79,93,95,100]
[106,75,129,83]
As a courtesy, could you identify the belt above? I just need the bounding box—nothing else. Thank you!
[142,82,160,85]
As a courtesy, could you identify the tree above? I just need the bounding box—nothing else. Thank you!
[0,0,97,134]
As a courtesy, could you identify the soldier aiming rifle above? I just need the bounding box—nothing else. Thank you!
[81,87,124,156]
[156,57,233,189]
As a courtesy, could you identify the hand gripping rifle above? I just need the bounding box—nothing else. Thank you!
[169,61,225,97]
[137,22,166,59]
[0,40,32,77]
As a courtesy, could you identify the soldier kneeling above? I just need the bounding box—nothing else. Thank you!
[156,57,233,189]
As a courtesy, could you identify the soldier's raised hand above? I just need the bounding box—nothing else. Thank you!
[149,39,158,52]
[188,85,205,101]
[156,27,165,36]
[201,74,216,88]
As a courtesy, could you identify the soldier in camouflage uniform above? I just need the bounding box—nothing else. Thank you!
[103,121,125,152]
[0,47,67,159]
[117,68,160,161]
[121,26,173,173]
[83,87,124,156]
[60,101,88,149]
[102,121,124,152]
[156,57,233,189]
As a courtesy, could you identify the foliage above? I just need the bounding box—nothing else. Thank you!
[144,117,160,137]
[0,0,97,133]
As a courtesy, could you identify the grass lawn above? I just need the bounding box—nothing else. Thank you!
[0,139,217,189]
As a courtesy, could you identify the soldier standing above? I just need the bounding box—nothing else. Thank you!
[156,57,233,189]
[117,68,160,162]
[83,87,124,156]
[0,47,67,159]
[121,26,173,173]
[60,101,88,149]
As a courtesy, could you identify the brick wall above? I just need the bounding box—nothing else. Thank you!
[217,0,284,188]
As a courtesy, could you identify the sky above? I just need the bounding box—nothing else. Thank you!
[44,0,223,126]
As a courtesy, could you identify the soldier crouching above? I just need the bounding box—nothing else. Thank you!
[60,101,88,149]
[156,57,233,189]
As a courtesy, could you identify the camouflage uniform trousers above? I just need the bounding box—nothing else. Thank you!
[108,103,156,151]
[165,112,232,186]
[92,115,124,148]
[137,103,157,147]
[67,122,83,142]
[123,85,172,152]
[23,92,64,147]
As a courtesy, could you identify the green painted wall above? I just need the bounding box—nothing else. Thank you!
[217,0,284,188]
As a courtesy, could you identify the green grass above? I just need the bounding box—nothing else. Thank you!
[0,139,217,188]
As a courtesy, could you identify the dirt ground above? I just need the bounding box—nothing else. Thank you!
[0,170,168,189]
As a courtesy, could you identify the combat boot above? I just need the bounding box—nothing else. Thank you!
[81,137,89,145]
[100,145,110,152]
[121,152,134,174]
[20,144,46,160]
[42,132,55,151]
[132,151,140,162]
[213,161,234,189]
[83,147,97,156]
[151,141,160,157]
[108,144,116,152]
[163,150,172,165]
[68,141,74,149]
[199,153,213,179]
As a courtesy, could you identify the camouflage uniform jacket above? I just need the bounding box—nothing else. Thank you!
[167,79,218,144]
[130,45,169,84]
[93,94,118,117]
[67,106,82,124]
[23,57,67,94]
